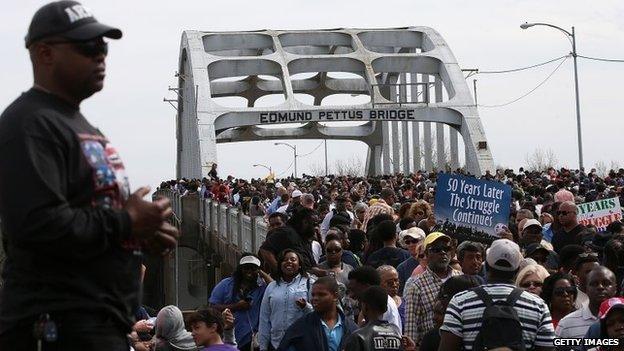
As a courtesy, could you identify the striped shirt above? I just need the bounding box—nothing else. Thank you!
[403,267,462,343]
[440,283,555,351]
[361,200,394,229]
[555,303,597,339]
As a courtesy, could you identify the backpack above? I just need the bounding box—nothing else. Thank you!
[472,287,526,351]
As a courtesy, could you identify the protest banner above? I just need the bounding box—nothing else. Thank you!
[577,197,622,232]
[434,173,512,241]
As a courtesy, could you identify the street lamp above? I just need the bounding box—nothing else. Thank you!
[253,163,272,174]
[521,22,584,170]
[274,142,298,178]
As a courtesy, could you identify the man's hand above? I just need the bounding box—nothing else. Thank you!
[402,336,417,351]
[125,187,173,239]
[142,222,179,256]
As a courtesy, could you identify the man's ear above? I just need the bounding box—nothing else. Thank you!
[30,42,55,67]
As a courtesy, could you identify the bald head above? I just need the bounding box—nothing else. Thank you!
[558,201,578,227]
[586,266,617,308]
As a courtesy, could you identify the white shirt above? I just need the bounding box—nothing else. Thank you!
[575,288,589,310]
[384,295,403,333]
[556,303,598,338]
[311,240,322,264]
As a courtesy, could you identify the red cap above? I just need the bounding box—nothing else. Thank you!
[599,297,624,319]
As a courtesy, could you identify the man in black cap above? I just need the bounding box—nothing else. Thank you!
[0,1,179,350]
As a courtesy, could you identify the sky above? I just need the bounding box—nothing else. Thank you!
[2,0,624,192]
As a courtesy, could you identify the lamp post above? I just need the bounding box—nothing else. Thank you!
[253,163,272,174]
[274,142,297,178]
[521,22,584,170]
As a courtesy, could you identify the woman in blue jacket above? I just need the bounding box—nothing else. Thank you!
[277,277,358,351]
[258,249,315,351]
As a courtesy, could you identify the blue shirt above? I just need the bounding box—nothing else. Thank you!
[397,256,419,295]
[258,275,314,350]
[321,314,344,351]
[266,197,282,215]
[209,277,267,346]
[542,223,554,243]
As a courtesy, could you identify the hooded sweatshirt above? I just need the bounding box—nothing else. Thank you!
[154,306,197,351]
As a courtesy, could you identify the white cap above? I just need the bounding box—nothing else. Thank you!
[522,219,542,231]
[399,227,426,243]
[239,256,261,267]
[291,190,303,198]
[486,239,522,272]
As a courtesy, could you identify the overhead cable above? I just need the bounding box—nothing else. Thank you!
[479,56,569,108]
[298,141,324,157]
[578,54,624,63]
[477,55,569,74]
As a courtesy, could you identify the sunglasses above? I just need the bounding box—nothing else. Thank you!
[556,211,574,216]
[404,239,420,245]
[553,286,577,296]
[429,245,452,254]
[45,39,108,57]
[326,248,342,254]
[520,280,543,288]
[579,252,598,258]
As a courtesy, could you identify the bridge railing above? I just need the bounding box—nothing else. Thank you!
[154,189,268,281]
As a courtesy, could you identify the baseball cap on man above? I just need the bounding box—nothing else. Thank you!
[423,232,450,250]
[399,227,426,244]
[291,190,303,198]
[522,219,542,232]
[25,1,122,47]
[486,239,522,272]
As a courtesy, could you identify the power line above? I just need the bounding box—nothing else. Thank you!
[578,54,624,63]
[479,56,569,108]
[276,160,294,177]
[477,55,569,74]
[298,141,324,157]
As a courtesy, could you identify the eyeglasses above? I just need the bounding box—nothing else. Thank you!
[579,252,598,258]
[553,286,577,296]
[556,211,574,216]
[326,248,342,254]
[520,281,543,288]
[429,246,452,254]
[44,39,108,58]
[404,239,420,245]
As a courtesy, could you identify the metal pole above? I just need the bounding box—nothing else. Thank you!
[324,139,328,176]
[473,79,478,105]
[294,146,298,178]
[571,26,584,170]
[174,241,179,307]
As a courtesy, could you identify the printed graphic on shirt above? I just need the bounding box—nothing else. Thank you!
[372,335,401,350]
[78,133,130,209]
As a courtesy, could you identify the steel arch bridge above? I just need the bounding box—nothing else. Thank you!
[175,27,494,178]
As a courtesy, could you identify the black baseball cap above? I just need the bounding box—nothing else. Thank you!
[25,1,122,48]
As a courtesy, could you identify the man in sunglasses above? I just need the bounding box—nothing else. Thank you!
[552,201,585,254]
[403,232,461,346]
[0,1,179,350]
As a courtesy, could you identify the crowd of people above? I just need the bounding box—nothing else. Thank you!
[141,165,624,350]
[9,1,624,350]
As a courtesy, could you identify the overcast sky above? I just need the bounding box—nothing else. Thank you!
[2,0,624,191]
